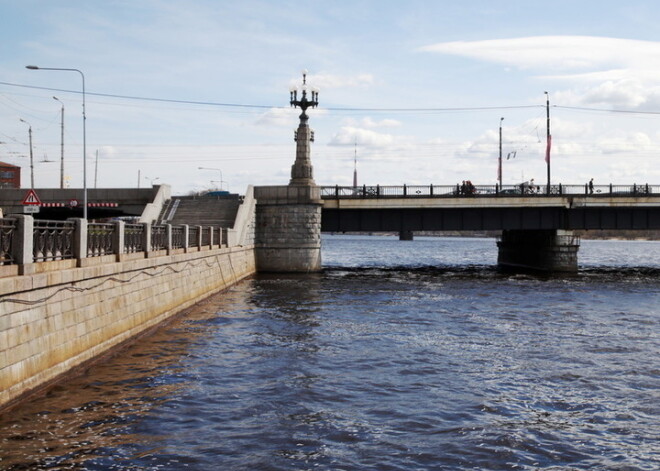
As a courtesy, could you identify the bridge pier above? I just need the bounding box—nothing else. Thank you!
[497,229,580,273]
[399,230,414,241]
[254,185,322,272]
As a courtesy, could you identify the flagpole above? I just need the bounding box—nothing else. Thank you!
[545,91,551,194]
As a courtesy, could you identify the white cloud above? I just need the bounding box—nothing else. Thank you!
[328,126,402,147]
[255,107,299,127]
[419,36,660,72]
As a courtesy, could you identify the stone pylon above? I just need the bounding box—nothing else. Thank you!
[290,111,315,186]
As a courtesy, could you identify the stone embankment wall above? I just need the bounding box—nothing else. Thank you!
[0,245,255,411]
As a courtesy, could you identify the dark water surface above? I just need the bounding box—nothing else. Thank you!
[1,236,658,470]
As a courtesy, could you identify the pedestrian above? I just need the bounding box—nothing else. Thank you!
[589,178,594,194]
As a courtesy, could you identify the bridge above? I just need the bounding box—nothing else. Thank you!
[320,183,660,233]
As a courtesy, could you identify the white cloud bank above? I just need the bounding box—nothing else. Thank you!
[420,36,660,109]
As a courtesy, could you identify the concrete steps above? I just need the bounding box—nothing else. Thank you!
[159,195,242,228]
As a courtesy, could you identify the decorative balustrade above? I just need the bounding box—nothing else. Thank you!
[0,217,231,269]
[124,223,145,253]
[172,225,185,249]
[0,218,16,265]
[151,225,168,251]
[33,220,75,262]
[189,226,199,248]
[87,222,115,257]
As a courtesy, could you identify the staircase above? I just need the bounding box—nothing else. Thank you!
[158,194,242,228]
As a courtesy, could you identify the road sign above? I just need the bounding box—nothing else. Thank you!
[69,199,79,208]
[23,205,40,214]
[22,189,42,205]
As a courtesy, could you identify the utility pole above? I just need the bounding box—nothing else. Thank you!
[498,117,504,189]
[54,96,65,189]
[94,149,99,188]
[545,91,551,194]
[353,140,358,187]
[20,119,34,189]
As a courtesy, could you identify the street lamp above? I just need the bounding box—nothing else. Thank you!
[19,119,34,189]
[53,96,65,189]
[288,69,319,186]
[27,65,87,218]
[198,167,225,190]
[145,176,160,186]
[498,117,504,189]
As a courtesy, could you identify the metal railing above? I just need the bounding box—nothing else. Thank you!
[33,220,75,262]
[189,226,199,248]
[0,218,16,265]
[172,225,185,249]
[87,222,115,257]
[0,217,232,268]
[151,224,168,251]
[124,223,144,253]
[321,183,658,199]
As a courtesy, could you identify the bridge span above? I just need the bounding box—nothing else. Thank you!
[319,183,660,272]
[320,184,660,233]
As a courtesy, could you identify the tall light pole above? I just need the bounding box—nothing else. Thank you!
[545,91,551,194]
[53,96,65,189]
[198,167,225,190]
[27,65,87,218]
[19,119,34,189]
[498,117,504,189]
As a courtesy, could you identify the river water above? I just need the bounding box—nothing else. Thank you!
[0,235,658,470]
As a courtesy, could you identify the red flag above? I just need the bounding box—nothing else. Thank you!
[545,135,552,163]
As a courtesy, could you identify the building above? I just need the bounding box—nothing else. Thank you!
[0,162,20,189]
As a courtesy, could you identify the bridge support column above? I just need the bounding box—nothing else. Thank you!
[399,230,413,241]
[497,229,580,273]
[254,185,322,273]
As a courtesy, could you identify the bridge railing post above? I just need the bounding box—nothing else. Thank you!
[610,183,613,195]
[113,220,125,258]
[559,183,563,195]
[142,222,151,256]
[71,218,87,266]
[362,184,366,198]
[182,224,190,251]
[430,184,434,196]
[376,185,380,197]
[12,215,33,274]
[335,185,339,197]
[166,224,173,254]
[403,184,407,196]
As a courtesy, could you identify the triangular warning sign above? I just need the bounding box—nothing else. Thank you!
[22,189,42,205]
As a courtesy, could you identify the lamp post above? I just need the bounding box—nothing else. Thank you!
[498,117,504,189]
[27,65,87,218]
[545,91,551,195]
[145,176,160,186]
[53,96,65,189]
[198,167,225,190]
[288,69,319,186]
[19,119,34,189]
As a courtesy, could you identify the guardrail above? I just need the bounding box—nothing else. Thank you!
[321,183,656,199]
[0,216,235,273]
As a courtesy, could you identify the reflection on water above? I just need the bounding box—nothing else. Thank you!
[0,236,659,470]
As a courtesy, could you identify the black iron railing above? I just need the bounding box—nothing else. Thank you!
[33,220,75,262]
[88,222,115,257]
[321,183,657,199]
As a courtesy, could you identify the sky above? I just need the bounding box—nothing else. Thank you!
[3,0,660,195]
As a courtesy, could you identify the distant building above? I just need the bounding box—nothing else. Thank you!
[0,162,20,189]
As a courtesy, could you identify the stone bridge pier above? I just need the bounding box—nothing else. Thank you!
[497,229,580,272]
[254,71,322,273]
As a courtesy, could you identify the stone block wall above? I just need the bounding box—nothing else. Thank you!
[255,203,321,272]
[0,245,256,411]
